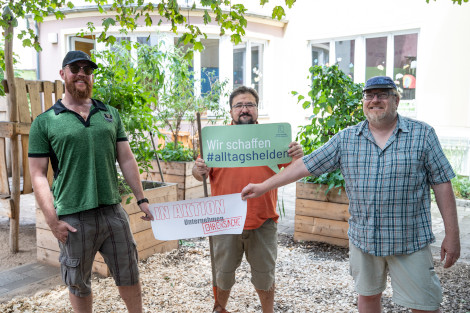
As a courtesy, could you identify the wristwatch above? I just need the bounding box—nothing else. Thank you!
[137,198,149,205]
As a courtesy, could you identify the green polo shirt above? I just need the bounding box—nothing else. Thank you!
[28,99,128,216]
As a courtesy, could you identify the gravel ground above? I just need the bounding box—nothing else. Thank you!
[1,234,469,313]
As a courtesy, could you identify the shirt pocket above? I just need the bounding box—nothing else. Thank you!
[383,149,427,193]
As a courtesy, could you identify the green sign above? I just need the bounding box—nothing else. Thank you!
[201,123,292,172]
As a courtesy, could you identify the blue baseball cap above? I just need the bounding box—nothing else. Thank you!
[364,76,397,91]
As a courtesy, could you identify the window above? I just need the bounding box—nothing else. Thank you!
[137,35,159,46]
[251,43,263,98]
[393,33,418,100]
[309,31,418,117]
[70,35,95,55]
[311,42,330,66]
[200,39,219,95]
[233,41,265,108]
[365,37,387,79]
[335,40,355,80]
[233,45,245,89]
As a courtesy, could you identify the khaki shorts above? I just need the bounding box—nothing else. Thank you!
[349,243,442,311]
[212,219,277,291]
[58,204,140,297]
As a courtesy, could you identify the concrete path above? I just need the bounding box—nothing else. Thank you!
[1,184,469,302]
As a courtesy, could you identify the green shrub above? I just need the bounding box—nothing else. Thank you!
[452,175,470,200]
[158,141,195,162]
[293,64,364,193]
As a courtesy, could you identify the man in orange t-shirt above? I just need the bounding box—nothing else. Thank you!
[193,86,303,313]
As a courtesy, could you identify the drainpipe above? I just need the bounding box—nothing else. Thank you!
[26,17,40,80]
[35,21,40,80]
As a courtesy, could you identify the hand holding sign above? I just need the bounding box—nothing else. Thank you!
[201,123,293,173]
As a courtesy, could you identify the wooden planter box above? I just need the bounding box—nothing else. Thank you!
[36,181,179,277]
[294,182,350,248]
[141,160,210,200]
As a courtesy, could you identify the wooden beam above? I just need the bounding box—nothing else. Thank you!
[4,14,21,253]
[27,81,43,119]
[2,79,65,94]
[0,122,31,137]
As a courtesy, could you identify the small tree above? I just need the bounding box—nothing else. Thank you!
[149,45,229,160]
[92,40,229,167]
[292,64,364,192]
[92,42,158,172]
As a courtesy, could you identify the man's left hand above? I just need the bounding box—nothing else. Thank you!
[441,232,460,268]
[139,202,154,221]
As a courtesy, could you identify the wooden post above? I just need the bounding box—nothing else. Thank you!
[3,10,21,253]
[197,113,218,300]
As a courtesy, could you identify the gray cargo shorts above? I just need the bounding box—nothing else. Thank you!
[58,204,139,297]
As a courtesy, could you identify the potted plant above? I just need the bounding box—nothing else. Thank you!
[292,64,364,247]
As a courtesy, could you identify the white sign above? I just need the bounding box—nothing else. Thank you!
[149,193,247,241]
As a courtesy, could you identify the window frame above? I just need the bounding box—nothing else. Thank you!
[308,29,420,117]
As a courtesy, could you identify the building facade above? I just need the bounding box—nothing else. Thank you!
[28,0,470,174]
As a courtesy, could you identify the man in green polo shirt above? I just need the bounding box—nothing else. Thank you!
[28,50,153,313]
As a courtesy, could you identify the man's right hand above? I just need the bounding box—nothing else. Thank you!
[241,183,267,200]
[193,157,211,181]
[49,220,77,244]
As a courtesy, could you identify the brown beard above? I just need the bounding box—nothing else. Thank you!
[64,76,92,100]
[234,113,255,124]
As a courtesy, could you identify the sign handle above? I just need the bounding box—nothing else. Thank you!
[196,113,217,301]
[149,131,165,183]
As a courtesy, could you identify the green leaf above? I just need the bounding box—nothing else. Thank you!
[203,10,211,24]
[194,41,204,51]
[271,6,286,20]
[103,17,116,28]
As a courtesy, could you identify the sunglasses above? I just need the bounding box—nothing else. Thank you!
[65,64,94,75]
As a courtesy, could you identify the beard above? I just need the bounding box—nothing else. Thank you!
[365,111,388,124]
[64,75,92,100]
[234,113,255,124]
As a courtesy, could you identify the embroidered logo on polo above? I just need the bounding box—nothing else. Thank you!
[103,113,113,122]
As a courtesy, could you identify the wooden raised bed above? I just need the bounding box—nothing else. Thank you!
[141,159,210,200]
[36,181,179,276]
[294,182,350,248]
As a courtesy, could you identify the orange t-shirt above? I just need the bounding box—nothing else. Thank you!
[209,165,283,230]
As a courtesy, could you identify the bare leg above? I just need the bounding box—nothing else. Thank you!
[256,284,275,313]
[118,283,143,313]
[358,293,382,313]
[214,287,231,311]
[69,292,92,313]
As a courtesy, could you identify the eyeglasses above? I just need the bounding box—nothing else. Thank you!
[65,64,94,75]
[363,91,394,100]
[232,103,258,110]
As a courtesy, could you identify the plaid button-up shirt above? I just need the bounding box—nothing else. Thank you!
[303,115,455,256]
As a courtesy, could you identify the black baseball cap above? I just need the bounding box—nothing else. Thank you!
[62,50,98,69]
[364,76,397,91]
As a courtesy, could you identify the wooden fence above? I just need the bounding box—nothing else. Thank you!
[0,78,63,251]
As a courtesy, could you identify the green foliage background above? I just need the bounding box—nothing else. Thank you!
[293,64,364,192]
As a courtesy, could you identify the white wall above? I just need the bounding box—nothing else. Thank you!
[33,0,470,172]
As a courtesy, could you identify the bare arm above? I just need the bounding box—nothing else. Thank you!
[29,157,76,243]
[432,181,460,268]
[241,157,310,199]
[117,141,153,220]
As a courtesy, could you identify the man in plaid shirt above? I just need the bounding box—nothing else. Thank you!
[241,76,461,313]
